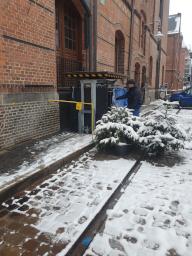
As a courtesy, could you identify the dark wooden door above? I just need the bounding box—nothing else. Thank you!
[56,0,83,86]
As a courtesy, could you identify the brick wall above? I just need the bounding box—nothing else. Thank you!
[165,33,183,90]
[0,98,59,150]
[0,0,60,150]
[96,0,169,102]
[0,0,56,88]
[179,48,187,81]
[96,0,131,74]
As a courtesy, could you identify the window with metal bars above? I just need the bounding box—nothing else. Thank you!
[64,11,77,50]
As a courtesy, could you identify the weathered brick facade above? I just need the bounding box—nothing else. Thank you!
[0,0,170,150]
[0,0,56,87]
[165,34,183,90]
[165,13,185,91]
[0,99,59,149]
[96,0,131,73]
[97,0,169,102]
[0,0,59,150]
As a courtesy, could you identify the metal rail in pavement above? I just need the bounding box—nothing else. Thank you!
[64,158,143,256]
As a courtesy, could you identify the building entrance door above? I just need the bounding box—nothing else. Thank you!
[55,0,83,87]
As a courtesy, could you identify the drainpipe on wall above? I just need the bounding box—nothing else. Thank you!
[80,0,91,14]
[155,39,162,99]
[92,0,97,72]
[128,0,134,79]
[80,0,93,71]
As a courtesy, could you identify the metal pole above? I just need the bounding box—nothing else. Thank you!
[155,39,161,99]
[128,0,134,78]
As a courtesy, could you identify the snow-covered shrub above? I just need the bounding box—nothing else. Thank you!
[95,104,187,154]
[138,104,186,154]
[95,107,141,149]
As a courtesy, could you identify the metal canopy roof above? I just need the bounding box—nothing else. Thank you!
[64,71,127,80]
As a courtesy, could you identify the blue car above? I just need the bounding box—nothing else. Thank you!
[170,87,192,107]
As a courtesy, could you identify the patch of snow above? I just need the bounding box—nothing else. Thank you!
[86,109,192,256]
[0,134,92,189]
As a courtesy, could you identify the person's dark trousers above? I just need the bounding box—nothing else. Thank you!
[132,107,141,116]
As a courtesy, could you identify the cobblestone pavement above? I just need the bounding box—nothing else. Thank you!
[0,150,135,255]
[0,132,91,189]
[0,132,74,174]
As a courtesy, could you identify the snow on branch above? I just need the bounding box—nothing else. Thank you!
[95,105,187,155]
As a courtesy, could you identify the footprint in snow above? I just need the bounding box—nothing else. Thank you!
[108,238,125,252]
[169,200,180,212]
[166,248,181,256]
[78,216,88,224]
[134,216,146,225]
[143,239,160,250]
[133,208,148,217]
[123,234,137,244]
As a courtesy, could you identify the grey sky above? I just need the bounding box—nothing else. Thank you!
[169,0,192,49]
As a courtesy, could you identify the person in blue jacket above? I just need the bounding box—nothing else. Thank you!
[116,79,142,116]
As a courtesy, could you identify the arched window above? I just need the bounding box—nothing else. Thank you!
[149,56,153,86]
[115,30,125,74]
[140,11,146,55]
[135,62,141,85]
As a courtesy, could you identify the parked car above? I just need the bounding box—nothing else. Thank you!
[170,87,192,107]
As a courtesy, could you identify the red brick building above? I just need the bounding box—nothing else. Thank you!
[165,13,184,91]
[0,0,170,149]
[179,47,188,86]
[97,0,169,102]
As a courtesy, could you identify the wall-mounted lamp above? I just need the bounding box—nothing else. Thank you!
[154,30,164,41]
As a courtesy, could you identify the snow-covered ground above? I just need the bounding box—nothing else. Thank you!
[1,151,136,255]
[85,109,192,256]
[0,133,91,190]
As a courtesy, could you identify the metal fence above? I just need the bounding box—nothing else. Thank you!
[56,56,83,88]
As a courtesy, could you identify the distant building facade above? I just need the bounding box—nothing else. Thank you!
[165,13,184,90]
[0,0,170,150]
[184,49,192,85]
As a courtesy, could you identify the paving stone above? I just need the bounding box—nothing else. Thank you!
[7,204,19,211]
[14,191,26,199]
[22,250,36,256]
[8,212,29,223]
[17,196,30,205]
[40,183,49,188]
[23,238,40,252]
[0,244,21,256]
[3,232,24,246]
[36,243,51,255]
[8,221,23,232]
[37,232,53,244]
[26,208,41,216]
[29,189,41,196]
[4,199,13,205]
[33,195,43,200]
[51,240,69,254]
[20,225,39,238]
[18,204,30,212]
[49,185,60,191]
[8,212,38,225]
